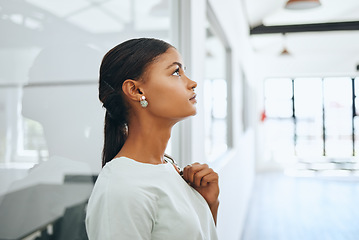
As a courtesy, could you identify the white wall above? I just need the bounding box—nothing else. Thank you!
[205,1,257,239]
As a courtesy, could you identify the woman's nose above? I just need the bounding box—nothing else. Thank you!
[188,77,197,90]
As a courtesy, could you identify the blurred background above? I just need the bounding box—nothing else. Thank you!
[1,0,359,239]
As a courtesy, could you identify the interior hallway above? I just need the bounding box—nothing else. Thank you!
[241,171,359,240]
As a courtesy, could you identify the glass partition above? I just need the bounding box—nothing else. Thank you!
[0,0,174,239]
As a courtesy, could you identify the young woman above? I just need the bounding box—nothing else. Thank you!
[85,38,219,240]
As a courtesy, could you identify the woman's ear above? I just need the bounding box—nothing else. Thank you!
[122,79,143,102]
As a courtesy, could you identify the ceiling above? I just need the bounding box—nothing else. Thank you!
[244,1,359,53]
[243,0,359,28]
[242,0,359,75]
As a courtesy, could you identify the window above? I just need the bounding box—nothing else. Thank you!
[323,77,353,157]
[204,14,232,161]
[294,78,323,157]
[264,77,358,164]
[263,78,295,161]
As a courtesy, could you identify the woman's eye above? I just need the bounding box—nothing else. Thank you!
[172,68,180,77]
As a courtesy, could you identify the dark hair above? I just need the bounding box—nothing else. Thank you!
[99,38,173,167]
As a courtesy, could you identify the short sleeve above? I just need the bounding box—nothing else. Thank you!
[86,178,158,240]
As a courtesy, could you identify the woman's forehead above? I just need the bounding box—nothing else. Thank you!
[152,47,183,68]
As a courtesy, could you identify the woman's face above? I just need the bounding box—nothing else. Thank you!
[141,47,197,121]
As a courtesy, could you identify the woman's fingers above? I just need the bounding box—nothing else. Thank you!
[183,163,220,208]
[198,171,219,187]
[183,163,218,187]
[183,162,202,183]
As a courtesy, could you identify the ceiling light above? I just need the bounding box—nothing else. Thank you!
[280,48,290,55]
[280,33,291,56]
[285,0,321,10]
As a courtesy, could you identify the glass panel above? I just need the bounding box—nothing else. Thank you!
[294,78,323,119]
[294,78,323,157]
[265,99,293,118]
[323,77,353,157]
[204,20,229,161]
[204,79,228,160]
[0,87,23,165]
[263,119,295,162]
[325,139,353,157]
[264,78,293,99]
[0,0,173,239]
[20,118,48,163]
[296,137,323,157]
[264,78,293,118]
[263,78,294,163]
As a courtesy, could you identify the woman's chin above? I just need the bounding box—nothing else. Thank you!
[187,107,197,117]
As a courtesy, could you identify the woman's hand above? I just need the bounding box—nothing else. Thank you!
[182,162,219,207]
[182,162,219,224]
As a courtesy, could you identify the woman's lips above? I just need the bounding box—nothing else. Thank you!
[189,94,197,103]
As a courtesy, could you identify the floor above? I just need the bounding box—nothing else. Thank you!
[241,171,359,240]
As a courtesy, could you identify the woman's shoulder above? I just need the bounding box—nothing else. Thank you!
[94,157,169,198]
[86,158,161,230]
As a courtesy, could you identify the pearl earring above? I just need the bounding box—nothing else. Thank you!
[140,96,148,108]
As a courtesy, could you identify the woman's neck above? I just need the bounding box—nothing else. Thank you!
[116,120,173,165]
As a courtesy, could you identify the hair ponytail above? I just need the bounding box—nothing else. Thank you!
[99,38,172,167]
[102,112,127,167]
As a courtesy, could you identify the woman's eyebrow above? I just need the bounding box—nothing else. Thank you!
[166,62,183,69]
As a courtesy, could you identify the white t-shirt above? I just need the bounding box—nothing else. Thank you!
[85,157,218,240]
